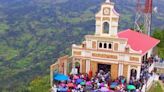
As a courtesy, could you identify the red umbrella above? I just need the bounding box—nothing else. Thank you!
[73,75,79,79]
[67,83,74,88]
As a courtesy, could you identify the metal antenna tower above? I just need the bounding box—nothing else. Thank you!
[134,0,153,36]
[144,0,152,36]
[134,0,143,32]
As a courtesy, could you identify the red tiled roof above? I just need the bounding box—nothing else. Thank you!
[118,29,160,55]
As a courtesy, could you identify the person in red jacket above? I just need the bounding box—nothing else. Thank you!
[88,70,93,79]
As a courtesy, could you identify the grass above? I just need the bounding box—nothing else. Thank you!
[148,81,163,92]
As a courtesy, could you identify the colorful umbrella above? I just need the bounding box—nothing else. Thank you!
[110,82,118,88]
[80,82,85,85]
[58,87,68,91]
[100,83,104,87]
[67,83,74,87]
[86,81,91,85]
[54,73,68,81]
[76,79,83,84]
[73,75,79,79]
[127,85,136,90]
[99,87,109,91]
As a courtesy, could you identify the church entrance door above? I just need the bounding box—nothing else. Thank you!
[98,63,111,73]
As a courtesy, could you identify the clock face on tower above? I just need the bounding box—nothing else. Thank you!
[103,8,110,15]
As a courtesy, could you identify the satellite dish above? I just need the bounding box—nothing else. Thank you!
[153,7,158,13]
[106,0,111,3]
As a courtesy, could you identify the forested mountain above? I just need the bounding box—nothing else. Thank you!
[0,0,163,91]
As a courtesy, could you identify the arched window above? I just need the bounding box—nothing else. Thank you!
[108,43,112,49]
[99,43,103,48]
[104,43,107,48]
[103,22,109,34]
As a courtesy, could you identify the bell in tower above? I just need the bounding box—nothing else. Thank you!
[95,0,119,37]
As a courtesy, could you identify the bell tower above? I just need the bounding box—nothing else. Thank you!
[95,0,119,36]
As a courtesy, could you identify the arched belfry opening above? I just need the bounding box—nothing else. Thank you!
[103,22,110,34]
[95,0,119,36]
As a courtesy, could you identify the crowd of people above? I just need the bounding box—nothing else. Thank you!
[137,55,157,90]
[154,55,164,63]
[52,70,141,92]
[51,55,158,92]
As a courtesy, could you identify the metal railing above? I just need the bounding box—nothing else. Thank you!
[154,62,164,68]
[141,74,155,92]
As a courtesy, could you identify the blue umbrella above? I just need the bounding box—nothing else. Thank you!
[76,79,83,84]
[110,82,118,88]
[111,82,118,85]
[54,73,68,81]
[58,87,68,91]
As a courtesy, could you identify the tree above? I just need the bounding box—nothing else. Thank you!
[153,28,164,58]
[28,76,50,92]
